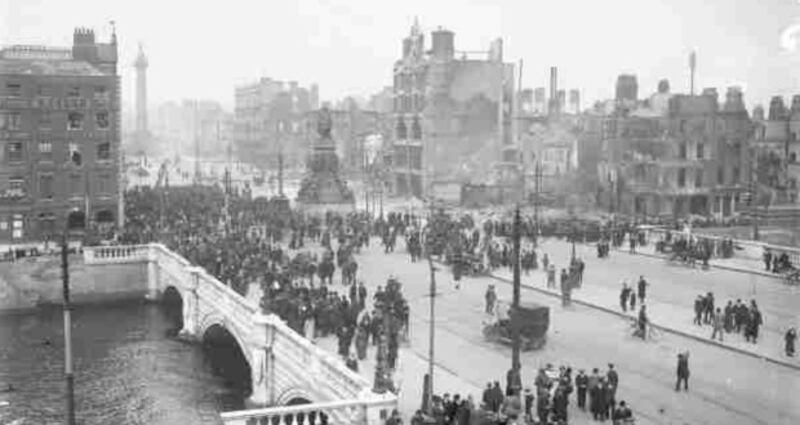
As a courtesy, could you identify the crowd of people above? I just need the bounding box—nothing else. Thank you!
[692,295,763,344]
[121,186,417,392]
[109,185,789,425]
[410,362,635,425]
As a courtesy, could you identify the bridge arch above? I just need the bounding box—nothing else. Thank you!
[277,388,315,406]
[200,319,253,397]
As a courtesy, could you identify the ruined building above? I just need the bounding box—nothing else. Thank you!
[390,21,515,197]
[751,95,800,205]
[234,78,319,171]
[597,80,753,219]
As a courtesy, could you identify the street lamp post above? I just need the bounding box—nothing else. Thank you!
[508,206,522,396]
[61,230,76,425]
[571,223,577,264]
[425,252,437,414]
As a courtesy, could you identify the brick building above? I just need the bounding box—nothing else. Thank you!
[234,78,319,172]
[0,27,121,242]
[391,21,515,198]
[596,77,753,219]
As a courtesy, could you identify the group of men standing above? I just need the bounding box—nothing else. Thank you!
[693,296,763,343]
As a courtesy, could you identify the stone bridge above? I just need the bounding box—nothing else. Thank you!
[84,244,397,424]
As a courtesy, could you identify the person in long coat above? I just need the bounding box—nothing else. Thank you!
[356,315,370,360]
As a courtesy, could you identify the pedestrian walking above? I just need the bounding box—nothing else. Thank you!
[786,328,797,357]
[629,289,636,311]
[711,308,724,342]
[620,282,631,312]
[637,276,647,304]
[693,294,703,325]
[485,285,497,315]
[675,351,690,391]
[703,292,715,324]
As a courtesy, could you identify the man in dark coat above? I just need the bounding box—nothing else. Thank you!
[606,363,619,404]
[693,294,704,326]
[481,382,493,411]
[575,369,589,410]
[676,351,690,391]
[746,303,763,343]
[536,388,550,425]
[637,276,648,304]
[590,377,603,420]
[786,328,797,357]
[490,381,504,413]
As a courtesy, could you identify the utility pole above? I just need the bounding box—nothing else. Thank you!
[508,206,522,396]
[61,232,76,425]
[193,101,200,186]
[749,156,759,241]
[426,254,437,414]
[277,120,285,198]
[533,161,541,247]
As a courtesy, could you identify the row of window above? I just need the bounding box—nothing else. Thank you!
[675,167,741,188]
[394,94,425,113]
[0,111,111,131]
[677,142,707,160]
[5,141,112,163]
[4,82,110,99]
[3,173,114,199]
[396,118,422,140]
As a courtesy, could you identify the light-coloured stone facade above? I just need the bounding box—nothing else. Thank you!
[83,244,397,424]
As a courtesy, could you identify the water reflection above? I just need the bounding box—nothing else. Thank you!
[0,301,246,424]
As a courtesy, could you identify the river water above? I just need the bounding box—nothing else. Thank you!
[0,301,246,425]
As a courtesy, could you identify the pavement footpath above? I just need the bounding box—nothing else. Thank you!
[486,253,800,371]
[614,239,782,279]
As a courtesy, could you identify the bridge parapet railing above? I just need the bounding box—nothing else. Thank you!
[260,313,371,399]
[83,244,150,265]
[220,396,397,425]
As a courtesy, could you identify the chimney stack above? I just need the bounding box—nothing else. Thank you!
[548,67,559,115]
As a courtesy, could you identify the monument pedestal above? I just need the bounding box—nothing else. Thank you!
[295,108,355,213]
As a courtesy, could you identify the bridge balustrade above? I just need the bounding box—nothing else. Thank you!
[220,397,397,425]
[83,244,150,264]
[82,243,397,425]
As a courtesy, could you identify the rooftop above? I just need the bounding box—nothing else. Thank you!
[0,58,106,77]
[0,45,106,77]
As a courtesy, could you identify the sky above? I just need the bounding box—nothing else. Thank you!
[3,0,800,111]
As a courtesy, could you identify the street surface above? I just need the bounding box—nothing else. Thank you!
[518,238,800,364]
[318,238,800,425]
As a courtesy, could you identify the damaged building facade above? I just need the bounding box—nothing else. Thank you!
[751,96,800,205]
[597,76,753,219]
[391,21,514,198]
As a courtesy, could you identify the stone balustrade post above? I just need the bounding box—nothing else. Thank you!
[179,266,203,339]
[145,244,160,301]
[252,314,278,406]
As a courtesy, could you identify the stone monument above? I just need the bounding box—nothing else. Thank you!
[295,107,355,213]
